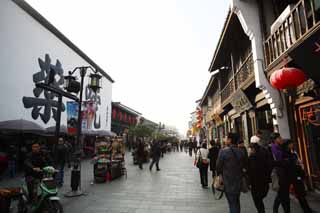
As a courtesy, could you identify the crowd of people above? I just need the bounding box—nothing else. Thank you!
[193,131,316,213]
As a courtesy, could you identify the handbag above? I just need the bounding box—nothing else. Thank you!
[196,150,203,168]
[213,174,224,191]
[230,147,249,193]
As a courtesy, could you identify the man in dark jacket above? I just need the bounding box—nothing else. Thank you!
[271,133,291,213]
[25,143,52,202]
[149,140,161,171]
[137,139,145,170]
[208,139,220,177]
[217,133,245,213]
[7,145,17,178]
[55,137,68,186]
[248,138,272,213]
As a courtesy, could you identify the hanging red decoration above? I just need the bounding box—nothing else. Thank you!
[119,111,123,121]
[124,113,127,122]
[270,67,307,90]
[112,109,117,120]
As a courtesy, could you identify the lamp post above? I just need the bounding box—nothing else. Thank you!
[64,66,102,197]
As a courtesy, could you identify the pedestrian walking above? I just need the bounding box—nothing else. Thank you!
[271,133,291,213]
[216,133,245,213]
[188,139,193,157]
[248,137,272,213]
[208,139,220,177]
[238,140,248,171]
[149,140,161,171]
[54,138,68,187]
[137,139,145,170]
[7,145,17,178]
[287,140,315,213]
[196,142,209,187]
[180,141,184,152]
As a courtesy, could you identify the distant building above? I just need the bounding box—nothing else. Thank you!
[111,102,141,135]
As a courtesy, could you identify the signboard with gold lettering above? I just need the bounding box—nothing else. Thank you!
[230,90,252,114]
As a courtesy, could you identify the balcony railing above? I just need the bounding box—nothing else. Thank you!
[235,53,254,88]
[264,0,320,68]
[220,53,254,104]
[221,78,235,103]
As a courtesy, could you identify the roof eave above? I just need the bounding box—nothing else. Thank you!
[208,8,233,72]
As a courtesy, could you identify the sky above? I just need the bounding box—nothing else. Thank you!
[26,0,230,135]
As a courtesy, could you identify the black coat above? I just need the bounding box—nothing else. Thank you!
[55,144,68,165]
[248,145,272,190]
[24,152,52,177]
[208,145,220,171]
[151,142,161,158]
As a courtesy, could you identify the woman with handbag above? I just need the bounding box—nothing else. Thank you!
[196,142,209,188]
[216,133,245,213]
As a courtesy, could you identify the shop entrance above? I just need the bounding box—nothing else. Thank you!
[298,100,320,190]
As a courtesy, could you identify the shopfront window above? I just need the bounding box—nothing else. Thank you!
[300,102,320,186]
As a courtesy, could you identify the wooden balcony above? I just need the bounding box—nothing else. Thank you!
[235,53,254,89]
[264,0,320,69]
[220,53,254,105]
[221,78,235,103]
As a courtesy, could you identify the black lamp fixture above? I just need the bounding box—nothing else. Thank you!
[64,72,81,94]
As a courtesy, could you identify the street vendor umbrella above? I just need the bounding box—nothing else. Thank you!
[46,125,68,135]
[96,130,116,137]
[0,119,45,134]
[82,129,98,136]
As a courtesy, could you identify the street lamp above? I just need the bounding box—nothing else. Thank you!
[64,66,102,197]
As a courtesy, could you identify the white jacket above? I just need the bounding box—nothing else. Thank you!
[196,148,209,161]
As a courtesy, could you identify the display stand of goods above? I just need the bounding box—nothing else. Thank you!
[93,157,110,183]
[0,188,23,213]
[112,138,127,178]
[110,160,122,180]
[92,142,112,183]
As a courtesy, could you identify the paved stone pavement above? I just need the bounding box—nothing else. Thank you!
[1,151,319,212]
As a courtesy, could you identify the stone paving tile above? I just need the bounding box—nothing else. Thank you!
[2,151,320,212]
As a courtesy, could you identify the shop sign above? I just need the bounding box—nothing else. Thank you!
[230,90,252,114]
[297,79,315,95]
[212,113,223,126]
[302,103,320,126]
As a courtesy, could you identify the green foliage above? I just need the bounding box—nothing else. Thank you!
[128,124,154,138]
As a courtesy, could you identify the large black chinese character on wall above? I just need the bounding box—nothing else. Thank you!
[22,54,65,124]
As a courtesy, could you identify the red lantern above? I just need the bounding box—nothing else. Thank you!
[270,67,307,90]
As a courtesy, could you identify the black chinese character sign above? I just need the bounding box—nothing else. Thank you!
[22,54,65,124]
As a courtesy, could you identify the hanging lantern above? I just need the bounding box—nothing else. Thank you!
[270,67,307,90]
[64,73,80,93]
[89,73,102,93]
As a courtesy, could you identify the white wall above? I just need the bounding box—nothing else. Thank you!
[0,0,112,130]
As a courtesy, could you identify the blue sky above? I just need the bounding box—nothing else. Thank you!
[26,0,230,135]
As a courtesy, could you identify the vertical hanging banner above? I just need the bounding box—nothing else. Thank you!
[67,101,78,134]
[81,101,96,130]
